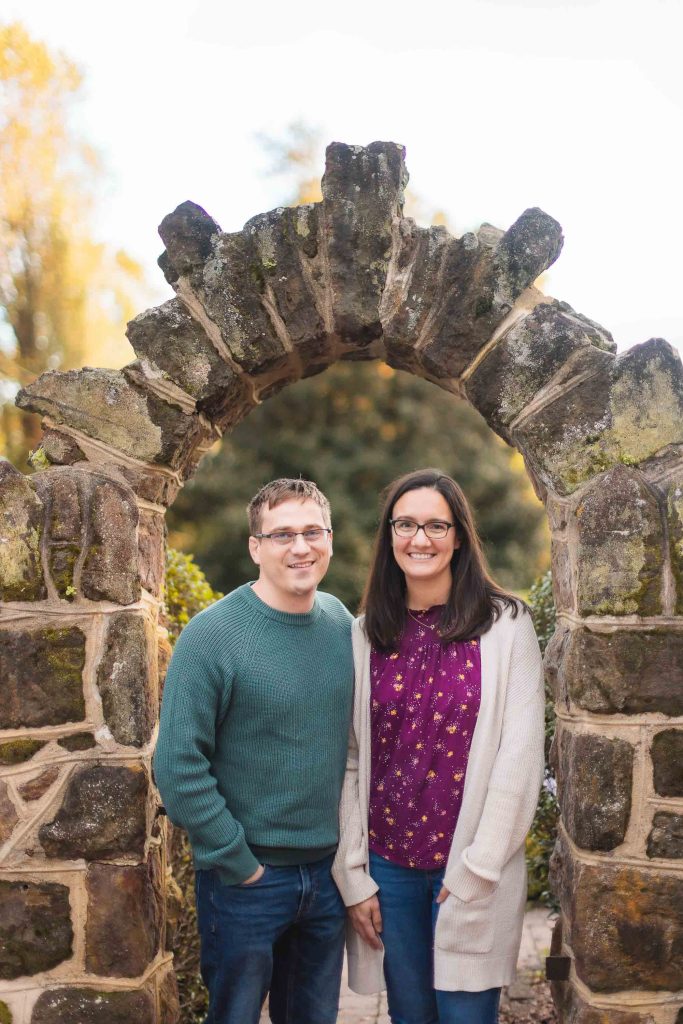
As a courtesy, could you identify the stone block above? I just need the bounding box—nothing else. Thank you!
[17,367,207,471]
[553,627,683,716]
[126,298,254,427]
[0,739,45,765]
[466,300,615,439]
[158,199,220,280]
[0,625,86,729]
[322,141,407,348]
[0,782,18,843]
[18,767,60,802]
[57,732,96,751]
[158,969,181,1023]
[157,630,173,700]
[668,474,683,614]
[417,209,563,381]
[85,862,161,977]
[80,476,140,604]
[32,468,83,601]
[513,338,683,495]
[96,612,155,747]
[31,988,155,1024]
[0,880,72,979]
[574,466,662,616]
[39,763,148,860]
[550,982,656,1023]
[652,730,683,796]
[137,509,166,598]
[647,812,683,859]
[551,830,683,991]
[0,462,46,602]
[556,729,633,850]
[550,537,574,613]
[35,428,84,466]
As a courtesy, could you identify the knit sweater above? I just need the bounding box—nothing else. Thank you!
[154,583,353,885]
[332,606,545,994]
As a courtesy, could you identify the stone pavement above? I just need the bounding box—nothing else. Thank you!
[261,905,556,1023]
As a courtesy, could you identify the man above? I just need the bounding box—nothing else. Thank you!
[154,478,353,1024]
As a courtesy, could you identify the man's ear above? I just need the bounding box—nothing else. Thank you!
[248,535,261,566]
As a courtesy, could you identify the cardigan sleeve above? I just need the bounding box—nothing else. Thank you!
[443,610,545,903]
[331,621,380,908]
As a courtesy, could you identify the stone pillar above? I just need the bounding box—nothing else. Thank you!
[0,461,178,1022]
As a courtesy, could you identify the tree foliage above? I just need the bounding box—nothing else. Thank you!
[168,361,549,609]
[0,22,147,464]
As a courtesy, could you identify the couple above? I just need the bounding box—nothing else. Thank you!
[154,469,545,1024]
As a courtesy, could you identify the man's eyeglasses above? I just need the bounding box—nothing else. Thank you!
[253,528,332,547]
[390,519,455,540]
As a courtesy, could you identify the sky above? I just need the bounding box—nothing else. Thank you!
[7,0,683,356]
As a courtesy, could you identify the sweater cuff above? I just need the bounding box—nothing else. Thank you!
[216,844,262,887]
[443,856,498,903]
[332,864,380,908]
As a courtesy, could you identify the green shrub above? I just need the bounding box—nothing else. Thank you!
[164,548,222,1023]
[526,569,559,907]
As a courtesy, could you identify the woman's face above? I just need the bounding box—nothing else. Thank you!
[390,487,460,593]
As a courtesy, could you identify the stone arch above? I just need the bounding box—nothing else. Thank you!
[1,141,683,1023]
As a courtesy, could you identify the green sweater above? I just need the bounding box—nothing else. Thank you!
[153,583,353,885]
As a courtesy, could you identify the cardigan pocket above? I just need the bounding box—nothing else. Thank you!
[434,890,497,955]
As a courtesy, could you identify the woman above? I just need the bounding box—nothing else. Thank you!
[332,469,545,1024]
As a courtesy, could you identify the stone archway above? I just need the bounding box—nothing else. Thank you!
[1,141,682,1024]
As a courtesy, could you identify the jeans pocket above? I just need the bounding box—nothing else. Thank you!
[434,891,496,955]
[236,864,271,888]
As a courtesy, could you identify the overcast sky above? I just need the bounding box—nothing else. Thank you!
[8,0,683,355]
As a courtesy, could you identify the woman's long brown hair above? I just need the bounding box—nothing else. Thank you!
[360,468,523,650]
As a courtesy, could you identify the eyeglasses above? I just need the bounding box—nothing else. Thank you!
[390,519,455,540]
[253,528,332,547]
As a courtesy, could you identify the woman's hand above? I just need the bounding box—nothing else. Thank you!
[436,885,450,904]
[348,895,383,949]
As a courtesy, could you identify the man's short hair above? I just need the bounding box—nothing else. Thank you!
[247,478,332,535]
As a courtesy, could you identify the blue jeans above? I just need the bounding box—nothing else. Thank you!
[370,850,501,1024]
[195,854,345,1024]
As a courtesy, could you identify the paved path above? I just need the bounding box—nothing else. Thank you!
[261,906,556,1023]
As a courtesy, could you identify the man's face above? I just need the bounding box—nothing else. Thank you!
[248,498,333,610]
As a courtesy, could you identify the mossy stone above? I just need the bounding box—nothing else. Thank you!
[0,462,46,602]
[0,626,86,729]
[0,739,46,766]
[57,732,96,751]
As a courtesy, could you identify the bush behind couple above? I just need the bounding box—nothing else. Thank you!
[154,470,545,1024]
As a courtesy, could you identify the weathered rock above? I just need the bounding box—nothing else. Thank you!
[0,880,72,979]
[34,428,85,466]
[158,968,181,1023]
[0,738,45,765]
[550,537,574,613]
[647,812,683,859]
[466,300,615,439]
[137,509,166,598]
[574,466,662,616]
[550,982,656,1024]
[551,831,683,991]
[17,367,208,471]
[514,338,683,495]
[126,298,253,426]
[0,462,46,602]
[323,141,407,348]
[18,766,60,802]
[0,625,86,729]
[417,210,563,381]
[39,763,148,860]
[32,468,83,600]
[85,862,161,977]
[668,474,683,614]
[158,200,220,280]
[80,476,140,604]
[96,612,155,746]
[556,729,633,850]
[31,988,155,1024]
[0,781,18,842]
[164,870,184,952]
[157,630,173,700]
[651,730,683,796]
[57,732,96,751]
[550,626,683,715]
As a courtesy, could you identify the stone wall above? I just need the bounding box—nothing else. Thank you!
[1,140,682,1022]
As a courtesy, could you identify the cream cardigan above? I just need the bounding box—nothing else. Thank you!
[331,606,545,994]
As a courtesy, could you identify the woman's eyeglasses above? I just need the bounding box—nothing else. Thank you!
[389,519,455,540]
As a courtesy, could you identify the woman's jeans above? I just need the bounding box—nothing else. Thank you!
[195,853,345,1024]
[370,850,501,1024]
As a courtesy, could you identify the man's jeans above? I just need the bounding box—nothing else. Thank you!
[370,850,501,1024]
[195,853,345,1024]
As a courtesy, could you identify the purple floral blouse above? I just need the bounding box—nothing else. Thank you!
[368,606,481,870]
